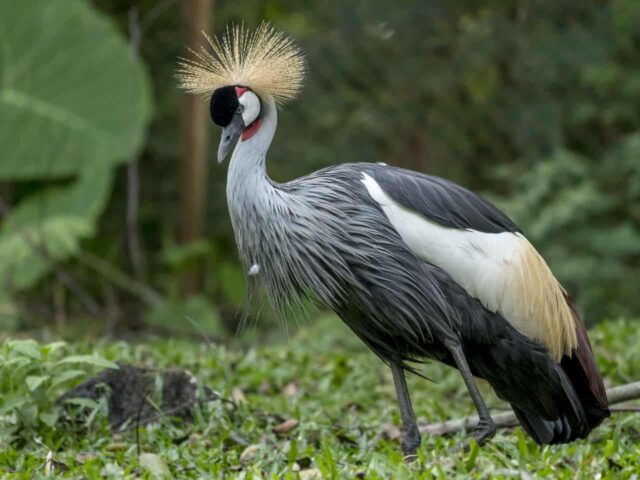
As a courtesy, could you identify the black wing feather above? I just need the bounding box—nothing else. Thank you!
[363,164,520,234]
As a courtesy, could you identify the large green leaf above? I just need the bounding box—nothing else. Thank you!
[56,354,118,370]
[0,0,151,296]
[0,0,151,179]
[0,164,113,290]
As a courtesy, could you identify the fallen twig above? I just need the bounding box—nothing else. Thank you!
[610,406,640,413]
[419,381,640,436]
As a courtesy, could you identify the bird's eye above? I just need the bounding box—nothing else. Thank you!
[236,105,244,114]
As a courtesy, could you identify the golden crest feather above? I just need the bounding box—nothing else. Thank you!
[177,22,305,106]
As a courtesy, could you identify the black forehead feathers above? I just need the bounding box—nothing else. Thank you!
[210,86,239,127]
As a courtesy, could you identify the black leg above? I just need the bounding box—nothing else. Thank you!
[390,362,421,462]
[445,340,496,450]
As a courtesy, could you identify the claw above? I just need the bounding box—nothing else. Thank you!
[403,453,418,464]
[447,420,496,454]
[473,419,497,445]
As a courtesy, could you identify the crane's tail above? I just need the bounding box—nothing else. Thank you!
[560,295,610,429]
[459,294,609,445]
[510,365,595,444]
[505,296,609,445]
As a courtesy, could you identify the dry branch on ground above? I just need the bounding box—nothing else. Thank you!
[419,382,640,436]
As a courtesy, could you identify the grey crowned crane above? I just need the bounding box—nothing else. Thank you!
[178,24,610,458]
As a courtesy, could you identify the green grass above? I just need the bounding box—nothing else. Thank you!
[1,317,639,479]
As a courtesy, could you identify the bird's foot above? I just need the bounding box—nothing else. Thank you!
[400,425,422,463]
[448,418,496,454]
[473,418,496,445]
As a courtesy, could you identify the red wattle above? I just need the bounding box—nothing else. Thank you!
[241,118,261,140]
[235,86,249,97]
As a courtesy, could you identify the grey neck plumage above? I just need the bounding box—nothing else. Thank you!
[227,97,277,199]
[225,96,356,317]
[226,97,296,312]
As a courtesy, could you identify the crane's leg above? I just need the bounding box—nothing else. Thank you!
[445,340,496,450]
[390,362,421,462]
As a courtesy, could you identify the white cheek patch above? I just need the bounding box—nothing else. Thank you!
[239,91,261,126]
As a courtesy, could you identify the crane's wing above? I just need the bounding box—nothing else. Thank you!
[359,164,577,361]
[371,166,520,234]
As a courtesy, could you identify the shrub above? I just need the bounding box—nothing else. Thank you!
[0,339,117,445]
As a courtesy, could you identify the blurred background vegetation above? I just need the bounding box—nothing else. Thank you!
[0,0,639,341]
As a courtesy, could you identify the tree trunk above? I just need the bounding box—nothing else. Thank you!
[179,0,213,296]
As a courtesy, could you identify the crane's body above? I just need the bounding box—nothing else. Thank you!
[178,24,610,458]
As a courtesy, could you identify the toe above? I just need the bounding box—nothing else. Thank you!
[403,454,418,464]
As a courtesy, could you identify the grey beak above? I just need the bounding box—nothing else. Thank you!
[217,113,244,163]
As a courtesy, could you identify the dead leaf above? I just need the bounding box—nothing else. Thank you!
[382,422,401,441]
[344,402,363,412]
[76,452,97,464]
[272,418,299,435]
[254,411,286,423]
[424,457,455,470]
[139,452,171,478]
[232,388,247,405]
[282,381,299,397]
[258,381,273,394]
[299,468,323,480]
[105,442,128,451]
[240,444,260,464]
[44,451,68,475]
[44,451,53,475]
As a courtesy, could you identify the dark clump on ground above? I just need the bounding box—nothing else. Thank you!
[57,363,208,428]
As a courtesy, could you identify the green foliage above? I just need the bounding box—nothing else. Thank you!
[147,294,225,338]
[139,452,171,478]
[1,0,638,332]
[0,339,117,443]
[0,164,113,291]
[497,134,640,320]
[0,0,150,297]
[0,0,150,179]
[258,0,640,322]
[0,318,638,477]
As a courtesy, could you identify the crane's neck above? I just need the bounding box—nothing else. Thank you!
[224,98,343,314]
[226,97,285,271]
[227,97,278,189]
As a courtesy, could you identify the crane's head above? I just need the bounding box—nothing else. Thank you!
[177,23,305,163]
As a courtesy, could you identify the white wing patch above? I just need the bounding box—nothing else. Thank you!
[361,173,577,360]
